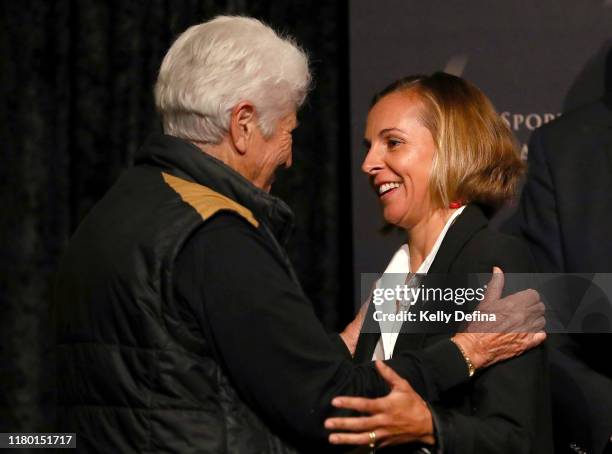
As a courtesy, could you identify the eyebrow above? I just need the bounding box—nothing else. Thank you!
[379,127,408,136]
[363,127,409,147]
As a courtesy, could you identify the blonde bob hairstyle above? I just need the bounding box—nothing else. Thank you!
[371,72,524,215]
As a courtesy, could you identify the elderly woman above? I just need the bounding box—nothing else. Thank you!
[326,73,552,452]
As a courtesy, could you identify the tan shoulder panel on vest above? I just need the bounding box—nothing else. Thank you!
[162,172,259,228]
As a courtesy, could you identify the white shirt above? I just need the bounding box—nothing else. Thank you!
[373,206,466,360]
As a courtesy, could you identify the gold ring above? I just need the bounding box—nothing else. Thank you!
[368,431,376,448]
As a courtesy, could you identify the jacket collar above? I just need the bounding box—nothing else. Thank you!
[354,204,490,362]
[427,204,489,273]
[134,134,295,245]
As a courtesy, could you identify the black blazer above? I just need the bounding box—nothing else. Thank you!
[508,96,612,454]
[355,204,553,453]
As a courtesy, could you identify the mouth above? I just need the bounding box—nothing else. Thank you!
[376,181,402,198]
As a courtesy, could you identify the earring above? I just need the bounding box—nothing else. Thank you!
[449,200,464,209]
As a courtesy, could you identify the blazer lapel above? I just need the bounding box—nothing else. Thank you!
[428,204,488,274]
[393,204,489,353]
[355,205,490,360]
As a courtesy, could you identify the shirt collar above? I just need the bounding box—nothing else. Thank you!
[383,205,467,275]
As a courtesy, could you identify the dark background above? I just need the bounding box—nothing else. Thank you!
[3,0,611,439]
[0,0,352,434]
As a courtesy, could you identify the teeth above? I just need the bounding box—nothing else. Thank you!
[378,182,401,195]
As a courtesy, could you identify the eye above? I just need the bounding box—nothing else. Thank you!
[386,138,402,149]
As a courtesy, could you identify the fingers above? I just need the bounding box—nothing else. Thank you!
[360,299,370,313]
[504,288,540,309]
[329,429,390,446]
[529,316,546,332]
[353,302,369,327]
[486,292,544,333]
[375,361,412,391]
[533,331,547,344]
[532,302,546,316]
[331,396,382,414]
[495,331,547,362]
[483,266,505,302]
[526,331,547,347]
[325,414,383,431]
[513,331,547,357]
[503,301,545,333]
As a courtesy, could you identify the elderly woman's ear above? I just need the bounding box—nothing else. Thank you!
[230,101,257,155]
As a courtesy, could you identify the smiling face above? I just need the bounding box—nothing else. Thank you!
[362,90,437,230]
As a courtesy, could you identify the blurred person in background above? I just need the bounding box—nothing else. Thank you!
[508,50,612,454]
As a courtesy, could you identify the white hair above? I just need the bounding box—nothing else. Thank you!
[154,16,311,143]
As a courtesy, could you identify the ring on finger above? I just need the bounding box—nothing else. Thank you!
[368,431,376,448]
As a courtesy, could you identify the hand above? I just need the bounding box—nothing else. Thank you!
[339,300,369,356]
[453,267,546,370]
[325,361,435,448]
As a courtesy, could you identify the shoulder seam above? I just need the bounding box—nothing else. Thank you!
[162,172,259,228]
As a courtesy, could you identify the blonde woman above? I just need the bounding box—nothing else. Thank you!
[327,73,552,453]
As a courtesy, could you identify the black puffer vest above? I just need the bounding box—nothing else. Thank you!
[55,134,301,453]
